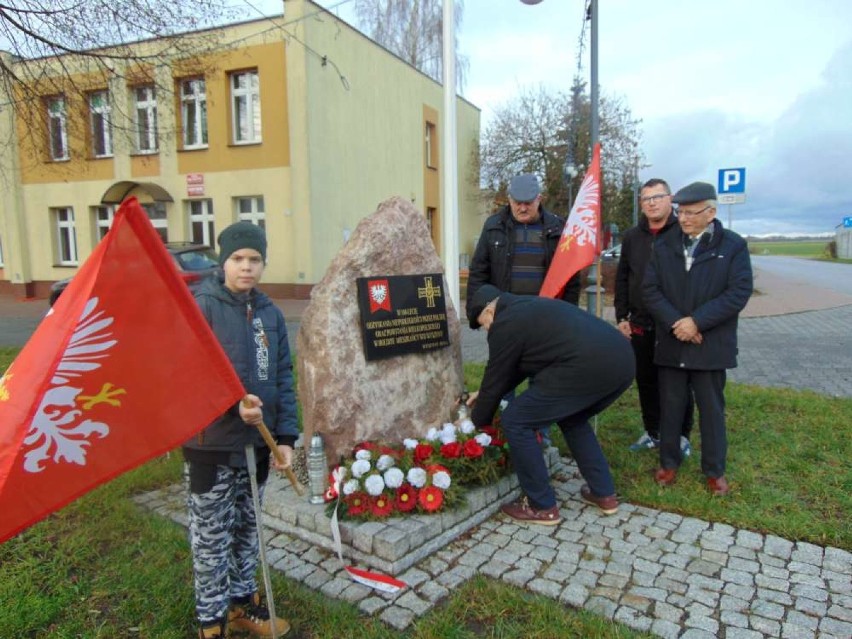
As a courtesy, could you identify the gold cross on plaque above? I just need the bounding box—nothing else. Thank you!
[417,276,442,308]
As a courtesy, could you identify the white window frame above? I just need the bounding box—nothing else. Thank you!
[235,196,266,229]
[180,78,207,149]
[187,199,215,246]
[425,121,437,169]
[134,85,158,153]
[142,202,169,242]
[54,207,78,265]
[89,90,113,158]
[0,233,4,267]
[230,70,261,144]
[92,205,114,242]
[47,96,69,161]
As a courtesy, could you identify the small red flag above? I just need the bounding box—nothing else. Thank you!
[539,143,602,299]
[0,198,244,543]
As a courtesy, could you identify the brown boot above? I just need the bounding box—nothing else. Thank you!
[228,592,290,637]
[197,619,226,638]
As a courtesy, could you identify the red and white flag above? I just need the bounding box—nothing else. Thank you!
[539,143,602,299]
[0,198,244,543]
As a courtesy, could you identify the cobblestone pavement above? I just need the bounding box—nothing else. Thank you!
[140,458,852,638]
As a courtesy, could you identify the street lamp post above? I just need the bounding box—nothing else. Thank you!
[563,159,578,210]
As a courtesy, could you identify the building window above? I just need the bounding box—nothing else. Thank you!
[187,199,215,246]
[0,233,4,267]
[89,90,113,158]
[142,202,168,242]
[180,78,207,149]
[230,70,261,144]
[47,96,69,161]
[92,205,114,242]
[54,207,78,265]
[425,121,438,169]
[235,196,265,229]
[134,86,158,153]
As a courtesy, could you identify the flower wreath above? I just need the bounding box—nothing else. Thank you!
[325,417,510,521]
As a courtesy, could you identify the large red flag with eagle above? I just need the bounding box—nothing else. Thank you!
[0,198,244,543]
[539,143,602,299]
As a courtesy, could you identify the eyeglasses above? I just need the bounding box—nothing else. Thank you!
[677,205,712,218]
[639,194,669,204]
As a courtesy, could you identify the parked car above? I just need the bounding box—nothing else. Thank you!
[48,242,219,306]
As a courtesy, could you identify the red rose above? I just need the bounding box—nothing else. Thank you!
[440,442,462,458]
[414,443,434,463]
[345,491,369,516]
[395,484,418,512]
[370,494,394,518]
[481,426,506,447]
[462,439,485,458]
[353,441,378,454]
[426,463,450,475]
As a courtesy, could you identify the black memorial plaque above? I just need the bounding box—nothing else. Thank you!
[356,273,451,361]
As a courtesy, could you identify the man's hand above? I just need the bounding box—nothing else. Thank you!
[239,394,263,426]
[465,390,479,407]
[672,317,700,343]
[617,320,632,339]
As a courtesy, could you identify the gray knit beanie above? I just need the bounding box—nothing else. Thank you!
[217,221,267,265]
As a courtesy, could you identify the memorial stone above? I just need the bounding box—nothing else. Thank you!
[296,197,464,466]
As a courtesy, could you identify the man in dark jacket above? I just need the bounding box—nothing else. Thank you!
[466,173,581,318]
[615,178,694,454]
[466,174,582,445]
[466,285,635,524]
[183,222,296,639]
[643,182,753,496]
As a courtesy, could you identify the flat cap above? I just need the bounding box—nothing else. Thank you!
[468,284,502,330]
[672,181,717,205]
[508,173,541,202]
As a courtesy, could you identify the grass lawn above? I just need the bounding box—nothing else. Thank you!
[747,240,829,258]
[2,347,850,637]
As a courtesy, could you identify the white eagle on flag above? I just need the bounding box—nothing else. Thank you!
[22,297,124,473]
[558,169,600,252]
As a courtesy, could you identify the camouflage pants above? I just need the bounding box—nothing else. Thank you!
[185,462,266,625]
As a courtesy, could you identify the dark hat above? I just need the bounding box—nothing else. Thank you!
[508,173,541,202]
[468,284,502,330]
[672,181,717,205]
[217,221,267,265]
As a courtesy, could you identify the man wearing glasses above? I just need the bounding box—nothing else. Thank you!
[616,179,695,455]
[643,181,752,496]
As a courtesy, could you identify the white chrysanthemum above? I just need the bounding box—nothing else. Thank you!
[351,459,371,478]
[376,454,395,471]
[459,419,476,435]
[383,467,404,489]
[474,432,492,447]
[342,479,360,495]
[424,427,439,441]
[403,438,419,450]
[364,474,386,496]
[432,470,451,490]
[439,429,457,445]
[407,467,427,488]
[355,449,372,461]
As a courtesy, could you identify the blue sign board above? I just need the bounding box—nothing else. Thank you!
[844,216,852,228]
[718,167,746,194]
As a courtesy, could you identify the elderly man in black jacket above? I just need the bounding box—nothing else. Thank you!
[466,285,634,524]
[643,181,753,496]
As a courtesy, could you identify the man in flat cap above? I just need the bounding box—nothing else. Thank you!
[643,181,753,496]
[465,285,634,523]
[466,173,582,444]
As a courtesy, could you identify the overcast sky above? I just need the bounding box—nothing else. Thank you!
[248,0,852,236]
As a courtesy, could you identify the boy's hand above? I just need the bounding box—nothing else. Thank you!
[272,444,294,471]
[239,394,263,426]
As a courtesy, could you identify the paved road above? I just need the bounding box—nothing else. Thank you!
[751,255,852,296]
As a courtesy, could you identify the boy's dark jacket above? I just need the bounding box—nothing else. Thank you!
[183,274,298,465]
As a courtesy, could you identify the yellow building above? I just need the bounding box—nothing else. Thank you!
[0,0,480,299]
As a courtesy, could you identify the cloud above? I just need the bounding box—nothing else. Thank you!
[642,41,852,235]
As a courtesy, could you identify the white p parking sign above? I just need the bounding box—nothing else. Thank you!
[718,167,746,204]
